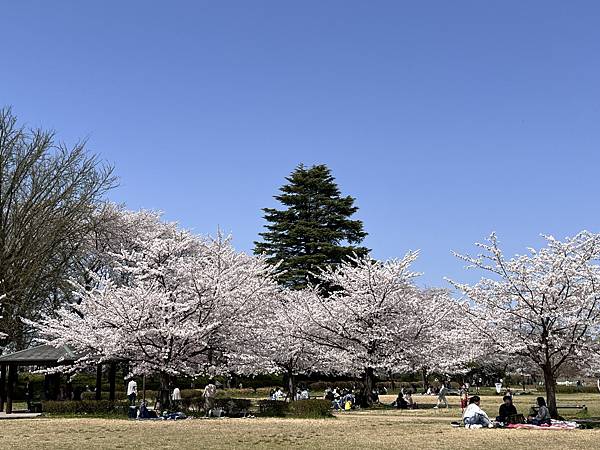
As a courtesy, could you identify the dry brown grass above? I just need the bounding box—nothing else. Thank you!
[1,393,599,449]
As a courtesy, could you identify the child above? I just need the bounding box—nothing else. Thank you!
[460,389,469,412]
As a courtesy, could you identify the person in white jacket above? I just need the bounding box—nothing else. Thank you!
[462,395,494,428]
[127,378,138,406]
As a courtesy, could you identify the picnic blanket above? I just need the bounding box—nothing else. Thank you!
[507,420,578,430]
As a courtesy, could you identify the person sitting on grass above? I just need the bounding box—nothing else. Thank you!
[326,388,336,402]
[370,388,380,404]
[496,395,518,424]
[300,387,310,400]
[528,397,551,426]
[139,400,150,419]
[271,387,284,400]
[462,395,494,428]
[404,391,416,409]
[343,393,354,411]
[394,391,409,409]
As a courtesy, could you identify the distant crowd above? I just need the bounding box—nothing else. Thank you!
[267,380,555,429]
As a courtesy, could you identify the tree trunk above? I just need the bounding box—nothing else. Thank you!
[12,321,27,351]
[361,367,375,407]
[95,364,102,400]
[142,374,146,402]
[421,367,428,392]
[287,368,297,402]
[542,366,558,419]
[108,363,116,401]
[159,372,171,410]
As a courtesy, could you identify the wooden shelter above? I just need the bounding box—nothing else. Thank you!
[0,344,118,414]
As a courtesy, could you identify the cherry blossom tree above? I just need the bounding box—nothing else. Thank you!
[72,204,165,288]
[286,252,466,405]
[228,288,329,400]
[27,211,279,406]
[449,231,600,417]
[403,288,482,389]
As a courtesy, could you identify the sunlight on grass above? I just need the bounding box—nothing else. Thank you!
[1,393,599,449]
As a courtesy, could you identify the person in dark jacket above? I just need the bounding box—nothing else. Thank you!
[497,395,518,423]
[394,392,409,409]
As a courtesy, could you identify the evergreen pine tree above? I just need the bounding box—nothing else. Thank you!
[254,164,368,289]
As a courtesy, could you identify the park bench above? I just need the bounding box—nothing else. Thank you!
[557,404,587,412]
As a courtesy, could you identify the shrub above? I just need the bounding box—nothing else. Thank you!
[180,389,203,399]
[537,385,598,394]
[180,396,252,416]
[258,400,289,417]
[80,390,161,401]
[80,391,130,401]
[216,387,272,398]
[215,398,252,417]
[288,399,332,418]
[180,395,203,412]
[42,400,129,415]
[257,399,333,418]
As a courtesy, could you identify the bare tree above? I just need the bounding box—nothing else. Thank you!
[0,107,116,350]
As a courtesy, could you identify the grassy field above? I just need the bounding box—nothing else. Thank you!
[1,393,599,449]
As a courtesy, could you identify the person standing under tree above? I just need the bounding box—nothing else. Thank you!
[460,387,469,413]
[172,386,182,410]
[25,377,32,412]
[127,378,138,406]
[203,381,217,416]
[434,383,449,409]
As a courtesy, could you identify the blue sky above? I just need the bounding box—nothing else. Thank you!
[2,1,600,286]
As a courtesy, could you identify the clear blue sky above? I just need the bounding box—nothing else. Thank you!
[2,1,600,286]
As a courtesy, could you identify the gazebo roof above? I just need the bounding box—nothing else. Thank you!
[0,344,81,365]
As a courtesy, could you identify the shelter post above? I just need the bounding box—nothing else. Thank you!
[0,363,6,411]
[6,363,17,414]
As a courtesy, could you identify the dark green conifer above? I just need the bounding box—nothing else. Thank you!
[255,164,368,290]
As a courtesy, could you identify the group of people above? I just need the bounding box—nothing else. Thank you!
[324,387,359,410]
[269,386,311,401]
[269,387,285,400]
[125,378,219,418]
[463,395,552,428]
[393,388,417,409]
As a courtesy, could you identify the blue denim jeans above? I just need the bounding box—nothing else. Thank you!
[530,418,551,426]
[464,413,491,427]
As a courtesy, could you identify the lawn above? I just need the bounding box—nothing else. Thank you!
[1,393,599,449]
